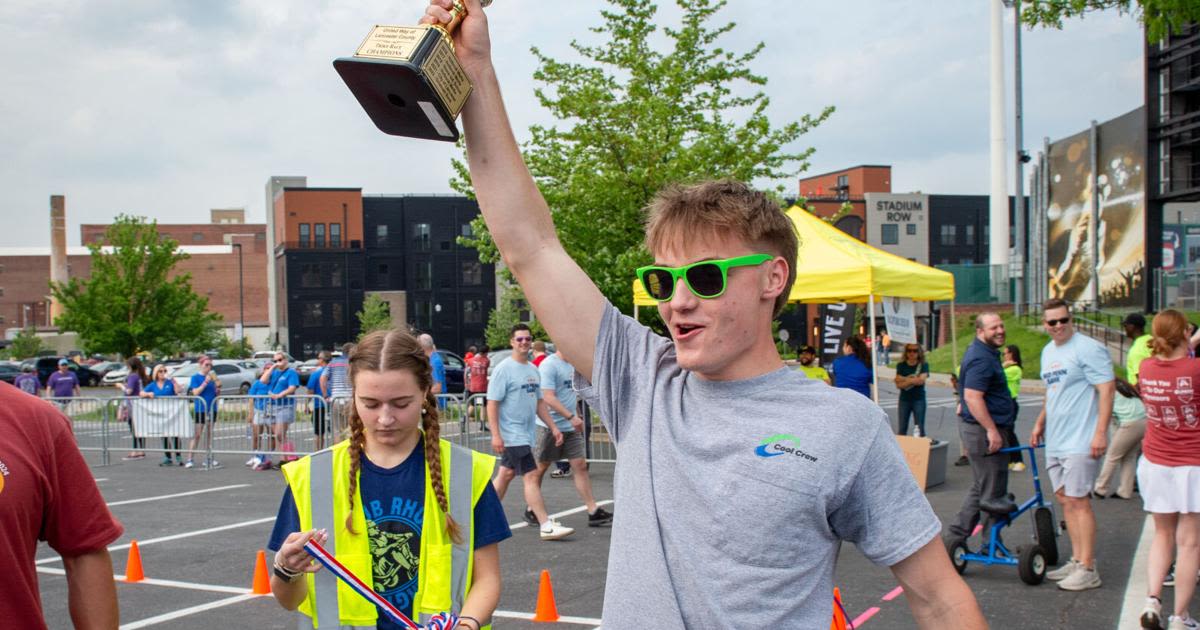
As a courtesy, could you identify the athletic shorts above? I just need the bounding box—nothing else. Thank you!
[312,405,328,435]
[1046,453,1100,498]
[253,409,273,426]
[193,408,214,424]
[1138,459,1200,514]
[498,445,537,476]
[534,426,585,463]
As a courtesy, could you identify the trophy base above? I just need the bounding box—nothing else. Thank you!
[333,56,461,142]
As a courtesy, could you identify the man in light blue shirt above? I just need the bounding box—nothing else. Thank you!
[488,324,572,540]
[1031,299,1114,592]
[530,350,613,528]
[419,333,447,409]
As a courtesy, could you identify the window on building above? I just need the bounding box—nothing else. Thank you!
[329,262,343,288]
[413,223,431,251]
[192,232,205,242]
[416,261,432,290]
[464,299,483,324]
[299,224,310,248]
[314,224,326,248]
[462,261,482,285]
[413,299,432,331]
[330,223,341,247]
[965,224,975,246]
[255,232,265,241]
[331,302,344,328]
[378,263,390,287]
[300,263,321,288]
[376,224,388,247]
[881,224,899,245]
[940,224,957,246]
[461,223,473,238]
[906,223,917,235]
[0,287,4,297]
[302,303,323,327]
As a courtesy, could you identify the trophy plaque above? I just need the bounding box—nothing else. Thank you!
[333,0,491,141]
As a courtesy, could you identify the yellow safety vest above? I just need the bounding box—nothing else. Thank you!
[282,437,496,629]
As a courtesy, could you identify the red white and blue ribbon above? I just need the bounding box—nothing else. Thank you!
[303,539,446,630]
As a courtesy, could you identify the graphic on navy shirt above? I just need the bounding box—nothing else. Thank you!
[366,496,424,613]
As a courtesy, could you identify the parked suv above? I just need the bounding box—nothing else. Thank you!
[22,357,100,387]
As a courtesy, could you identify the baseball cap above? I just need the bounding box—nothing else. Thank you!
[799,345,816,354]
[57,358,70,366]
[1120,313,1146,328]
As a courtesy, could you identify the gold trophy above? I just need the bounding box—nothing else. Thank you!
[333,0,492,141]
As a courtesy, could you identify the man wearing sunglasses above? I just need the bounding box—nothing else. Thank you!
[1031,299,1114,592]
[425,0,984,626]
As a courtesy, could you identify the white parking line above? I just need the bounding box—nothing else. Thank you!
[508,500,614,531]
[118,593,259,629]
[493,609,603,625]
[106,484,250,507]
[35,516,276,565]
[37,567,252,595]
[1118,515,1153,629]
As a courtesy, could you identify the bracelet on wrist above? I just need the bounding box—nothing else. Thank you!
[273,557,302,582]
[458,615,481,630]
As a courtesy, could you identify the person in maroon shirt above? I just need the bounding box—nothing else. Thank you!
[467,344,491,432]
[0,381,123,629]
[1134,309,1200,630]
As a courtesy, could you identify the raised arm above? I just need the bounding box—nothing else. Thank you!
[422,0,605,382]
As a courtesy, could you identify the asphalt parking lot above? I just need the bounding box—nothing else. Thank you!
[38,380,1151,629]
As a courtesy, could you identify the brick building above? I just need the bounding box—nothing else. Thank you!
[796,165,892,239]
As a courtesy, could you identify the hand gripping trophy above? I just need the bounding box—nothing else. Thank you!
[334,0,492,141]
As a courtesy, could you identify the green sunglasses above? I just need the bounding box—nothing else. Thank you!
[636,254,773,302]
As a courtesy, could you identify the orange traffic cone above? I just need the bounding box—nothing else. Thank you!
[830,587,847,630]
[125,540,145,583]
[532,569,559,622]
[252,550,271,595]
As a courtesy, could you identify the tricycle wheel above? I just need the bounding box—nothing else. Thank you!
[946,537,968,575]
[1034,507,1059,566]
[1018,544,1047,585]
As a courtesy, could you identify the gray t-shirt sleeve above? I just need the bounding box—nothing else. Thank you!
[828,417,942,567]
[573,301,672,443]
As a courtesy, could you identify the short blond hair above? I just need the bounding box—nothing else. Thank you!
[644,179,797,316]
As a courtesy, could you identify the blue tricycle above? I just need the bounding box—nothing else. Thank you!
[946,444,1060,585]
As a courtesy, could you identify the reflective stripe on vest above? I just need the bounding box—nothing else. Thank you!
[305,442,476,628]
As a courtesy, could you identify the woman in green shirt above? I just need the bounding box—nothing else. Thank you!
[1002,345,1024,471]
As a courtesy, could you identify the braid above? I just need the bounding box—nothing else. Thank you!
[423,393,463,545]
[344,406,367,534]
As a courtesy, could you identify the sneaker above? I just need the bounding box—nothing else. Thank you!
[1058,565,1102,591]
[158,456,173,467]
[523,507,538,527]
[176,456,184,466]
[1009,462,1026,472]
[254,459,273,471]
[550,468,572,479]
[1141,596,1163,629]
[123,452,145,461]
[539,521,574,541]
[588,507,614,527]
[1168,616,1200,630]
[202,458,222,470]
[954,455,970,467]
[1047,558,1081,581]
[245,456,259,467]
[1165,565,1176,587]
[184,459,195,469]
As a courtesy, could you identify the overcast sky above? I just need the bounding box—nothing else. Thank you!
[1,1,1144,247]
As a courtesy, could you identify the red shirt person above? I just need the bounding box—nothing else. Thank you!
[0,382,123,629]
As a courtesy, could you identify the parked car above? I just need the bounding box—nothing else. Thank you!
[88,361,124,379]
[0,361,23,384]
[252,351,296,362]
[435,349,465,394]
[22,357,100,387]
[296,359,322,381]
[171,360,259,395]
[102,366,130,386]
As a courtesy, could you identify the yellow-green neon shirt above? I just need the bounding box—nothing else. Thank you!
[1126,333,1152,385]
[1004,364,1021,399]
[798,364,830,383]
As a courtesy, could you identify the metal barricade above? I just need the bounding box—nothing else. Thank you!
[206,394,329,466]
[48,396,111,465]
[105,395,209,467]
[579,400,615,463]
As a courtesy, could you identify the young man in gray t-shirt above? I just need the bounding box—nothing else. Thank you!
[423,1,986,626]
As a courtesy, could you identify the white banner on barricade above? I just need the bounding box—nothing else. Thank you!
[882,296,917,345]
[132,398,192,439]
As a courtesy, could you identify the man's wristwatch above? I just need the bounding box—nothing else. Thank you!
[273,557,302,582]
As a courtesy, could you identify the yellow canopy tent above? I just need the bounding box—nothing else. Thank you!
[632,205,958,401]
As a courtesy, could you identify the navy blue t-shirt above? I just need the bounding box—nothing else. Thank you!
[268,440,511,628]
[831,355,873,399]
[958,338,1016,426]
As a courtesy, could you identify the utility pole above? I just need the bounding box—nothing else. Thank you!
[989,0,1011,294]
[1009,0,1028,316]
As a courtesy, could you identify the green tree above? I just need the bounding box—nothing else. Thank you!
[356,294,393,339]
[483,284,548,349]
[8,327,44,359]
[1021,0,1200,42]
[49,215,221,358]
[455,0,832,317]
[217,335,254,359]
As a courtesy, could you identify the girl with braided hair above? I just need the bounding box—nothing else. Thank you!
[268,329,510,630]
